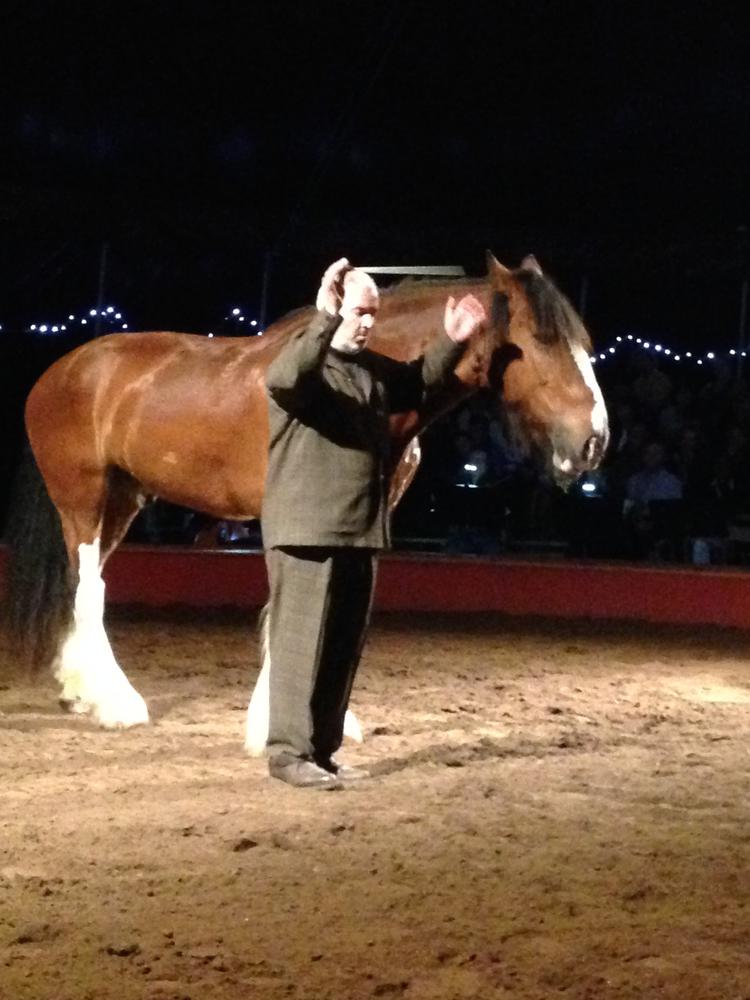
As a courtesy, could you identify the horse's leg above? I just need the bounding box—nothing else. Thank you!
[244,604,363,756]
[55,470,149,728]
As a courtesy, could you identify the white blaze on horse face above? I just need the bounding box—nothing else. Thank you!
[56,540,149,729]
[569,340,609,443]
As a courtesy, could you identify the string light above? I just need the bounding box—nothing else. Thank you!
[590,335,744,368]
[223,308,262,333]
[19,304,129,334]
[5,304,261,337]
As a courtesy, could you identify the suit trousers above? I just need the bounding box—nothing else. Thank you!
[265,545,377,761]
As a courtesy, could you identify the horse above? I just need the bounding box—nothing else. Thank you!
[6,252,608,751]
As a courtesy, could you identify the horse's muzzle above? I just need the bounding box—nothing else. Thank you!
[582,432,606,469]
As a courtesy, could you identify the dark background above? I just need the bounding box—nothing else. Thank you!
[1,1,749,522]
[2,1,749,333]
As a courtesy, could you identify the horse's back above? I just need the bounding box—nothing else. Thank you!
[26,332,279,519]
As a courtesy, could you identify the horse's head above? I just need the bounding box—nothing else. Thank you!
[482,252,609,487]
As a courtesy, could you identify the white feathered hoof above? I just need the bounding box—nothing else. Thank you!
[244,701,268,757]
[90,684,150,729]
[343,708,363,743]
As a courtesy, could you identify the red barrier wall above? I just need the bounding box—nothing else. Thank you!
[1,544,750,629]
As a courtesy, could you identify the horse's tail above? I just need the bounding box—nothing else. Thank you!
[4,441,74,670]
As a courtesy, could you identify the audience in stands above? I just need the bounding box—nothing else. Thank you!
[120,345,750,566]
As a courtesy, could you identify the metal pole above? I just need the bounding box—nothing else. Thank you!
[95,241,109,338]
[361,265,466,276]
[578,273,589,321]
[738,274,749,380]
[259,251,273,330]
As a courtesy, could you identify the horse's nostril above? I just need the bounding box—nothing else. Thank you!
[582,435,599,463]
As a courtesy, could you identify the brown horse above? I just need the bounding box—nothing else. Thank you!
[9,253,608,742]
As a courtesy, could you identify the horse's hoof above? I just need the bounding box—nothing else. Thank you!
[59,696,91,716]
[92,689,150,729]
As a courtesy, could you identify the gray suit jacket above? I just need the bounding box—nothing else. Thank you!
[262,310,463,549]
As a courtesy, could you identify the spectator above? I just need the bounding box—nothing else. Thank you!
[624,442,684,559]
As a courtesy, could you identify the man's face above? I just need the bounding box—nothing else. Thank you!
[330,272,380,354]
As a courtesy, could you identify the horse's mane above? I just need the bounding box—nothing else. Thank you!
[263,268,590,353]
[514,270,589,349]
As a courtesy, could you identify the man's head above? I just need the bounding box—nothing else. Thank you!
[330,269,380,354]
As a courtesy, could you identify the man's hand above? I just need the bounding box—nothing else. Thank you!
[316,257,352,315]
[443,294,487,344]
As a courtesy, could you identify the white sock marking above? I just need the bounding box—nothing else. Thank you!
[56,540,149,728]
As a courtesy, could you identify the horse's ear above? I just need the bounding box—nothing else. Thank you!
[521,254,543,275]
[485,250,510,278]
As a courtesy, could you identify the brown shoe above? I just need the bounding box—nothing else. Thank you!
[269,753,342,790]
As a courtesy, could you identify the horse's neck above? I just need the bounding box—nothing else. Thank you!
[375,278,491,364]
[376,280,494,438]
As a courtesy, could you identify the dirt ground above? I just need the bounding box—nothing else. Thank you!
[1,607,750,1000]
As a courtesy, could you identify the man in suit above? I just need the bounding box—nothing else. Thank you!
[262,257,486,788]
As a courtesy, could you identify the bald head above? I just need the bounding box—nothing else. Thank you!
[331,268,380,354]
[341,268,379,310]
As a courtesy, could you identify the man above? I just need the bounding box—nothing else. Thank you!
[262,257,486,788]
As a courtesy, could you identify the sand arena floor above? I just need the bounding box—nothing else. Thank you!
[1,608,750,1000]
